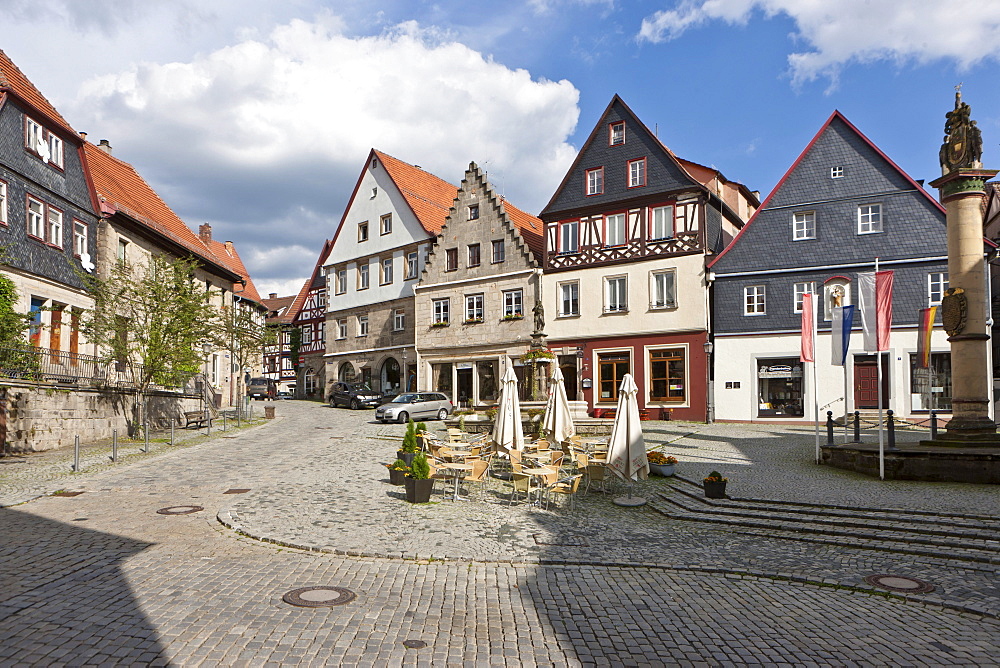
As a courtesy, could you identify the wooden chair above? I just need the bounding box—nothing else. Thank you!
[545,474,583,509]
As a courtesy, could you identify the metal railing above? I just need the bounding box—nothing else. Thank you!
[0,344,144,387]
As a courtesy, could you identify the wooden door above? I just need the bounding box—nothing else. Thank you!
[854,357,889,408]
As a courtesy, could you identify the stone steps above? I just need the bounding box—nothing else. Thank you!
[648,476,1000,565]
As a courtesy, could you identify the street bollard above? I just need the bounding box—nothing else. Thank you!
[170,420,174,446]
[887,410,896,451]
[112,429,118,462]
[207,412,212,436]
[853,411,862,443]
[223,412,227,432]
[73,435,80,472]
[144,420,149,453]
[930,410,937,440]
[826,411,834,446]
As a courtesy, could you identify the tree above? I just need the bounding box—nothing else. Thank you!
[81,254,221,432]
[220,295,272,412]
[0,273,36,373]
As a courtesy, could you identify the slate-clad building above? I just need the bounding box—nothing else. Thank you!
[709,111,953,422]
[539,95,756,420]
[0,49,99,355]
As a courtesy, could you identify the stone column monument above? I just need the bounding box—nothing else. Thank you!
[929,89,999,438]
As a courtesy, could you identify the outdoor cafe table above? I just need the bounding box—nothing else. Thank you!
[522,466,557,504]
[439,462,473,501]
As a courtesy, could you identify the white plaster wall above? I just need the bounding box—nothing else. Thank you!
[714,328,953,422]
[543,253,708,342]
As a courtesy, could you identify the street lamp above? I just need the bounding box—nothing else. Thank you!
[703,340,715,424]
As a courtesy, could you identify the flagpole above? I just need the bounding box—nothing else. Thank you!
[875,257,884,480]
[813,290,820,464]
[844,363,850,444]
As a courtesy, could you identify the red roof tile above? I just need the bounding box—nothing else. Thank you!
[374,150,457,235]
[500,199,544,259]
[0,49,76,137]
[207,238,262,304]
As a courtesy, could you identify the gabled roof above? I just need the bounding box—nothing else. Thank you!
[0,49,76,137]
[83,142,261,299]
[261,294,296,324]
[500,199,544,259]
[708,110,946,270]
[373,150,457,235]
[287,239,334,326]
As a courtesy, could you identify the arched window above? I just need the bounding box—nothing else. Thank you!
[339,361,356,383]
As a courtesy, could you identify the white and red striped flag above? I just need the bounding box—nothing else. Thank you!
[858,270,894,352]
[800,292,815,362]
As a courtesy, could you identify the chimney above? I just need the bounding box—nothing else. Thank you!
[97,139,112,155]
[199,223,212,244]
[269,293,277,300]
[224,240,234,256]
[79,131,87,141]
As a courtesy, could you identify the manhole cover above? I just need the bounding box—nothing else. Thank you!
[282,586,356,608]
[863,574,935,594]
[52,491,83,497]
[223,488,250,494]
[402,640,428,649]
[156,505,204,515]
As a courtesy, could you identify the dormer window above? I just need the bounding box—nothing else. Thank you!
[609,121,625,146]
[24,117,62,167]
[830,166,844,178]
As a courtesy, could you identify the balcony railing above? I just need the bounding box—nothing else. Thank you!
[0,344,146,389]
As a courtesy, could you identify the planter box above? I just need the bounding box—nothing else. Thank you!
[397,451,416,466]
[648,463,675,477]
[388,468,407,485]
[405,478,434,503]
[703,480,727,499]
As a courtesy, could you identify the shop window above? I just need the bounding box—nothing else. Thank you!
[757,359,804,417]
[597,351,630,402]
[477,360,498,402]
[910,352,951,412]
[432,362,453,394]
[649,348,685,403]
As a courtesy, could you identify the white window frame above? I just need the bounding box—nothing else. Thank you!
[433,298,450,325]
[503,289,523,318]
[357,314,368,336]
[0,180,7,225]
[380,214,392,235]
[47,206,63,246]
[25,117,44,156]
[928,272,948,306]
[609,121,625,146]
[604,275,628,313]
[793,281,816,314]
[336,268,347,294]
[337,318,347,340]
[650,205,673,240]
[744,285,766,315]
[792,211,815,241]
[559,281,579,317]
[628,158,646,188]
[858,204,883,234]
[605,213,626,246]
[393,309,405,331]
[650,270,676,309]
[560,221,579,253]
[466,294,484,322]
[27,196,44,238]
[405,251,418,280]
[830,166,844,178]
[586,167,604,196]
[48,134,64,168]
[73,219,87,256]
[380,257,393,285]
[358,262,369,290]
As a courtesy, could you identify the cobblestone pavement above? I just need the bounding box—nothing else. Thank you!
[1,400,998,665]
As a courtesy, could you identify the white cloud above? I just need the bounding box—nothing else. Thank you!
[67,14,581,288]
[638,1,1000,86]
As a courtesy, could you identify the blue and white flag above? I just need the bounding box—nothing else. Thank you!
[831,305,855,366]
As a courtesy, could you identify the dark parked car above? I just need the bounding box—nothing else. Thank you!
[328,382,382,410]
[276,391,293,400]
[247,377,277,400]
[375,392,453,423]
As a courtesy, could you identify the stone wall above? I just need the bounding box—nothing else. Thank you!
[0,381,203,453]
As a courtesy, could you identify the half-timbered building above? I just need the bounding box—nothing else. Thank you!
[286,239,331,399]
[414,162,543,407]
[261,293,297,393]
[539,95,757,421]
[709,111,953,423]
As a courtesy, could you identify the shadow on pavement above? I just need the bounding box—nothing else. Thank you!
[0,507,165,665]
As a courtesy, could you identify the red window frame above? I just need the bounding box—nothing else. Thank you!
[647,201,675,240]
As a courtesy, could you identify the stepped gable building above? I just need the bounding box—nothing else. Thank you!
[283,238,332,399]
[0,49,100,355]
[324,150,457,399]
[539,94,756,421]
[414,162,543,407]
[84,141,264,408]
[709,111,954,423]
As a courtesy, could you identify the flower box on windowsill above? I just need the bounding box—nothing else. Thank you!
[430,322,450,328]
[464,318,484,325]
[501,314,524,322]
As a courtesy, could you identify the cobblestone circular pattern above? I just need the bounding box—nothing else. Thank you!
[281,586,357,608]
[155,505,205,515]
[401,640,428,649]
[864,574,936,594]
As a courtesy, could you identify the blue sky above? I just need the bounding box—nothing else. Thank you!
[3,0,1000,295]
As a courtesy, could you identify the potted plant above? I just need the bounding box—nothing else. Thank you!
[703,470,728,499]
[647,452,677,476]
[386,459,410,485]
[415,421,428,449]
[397,419,419,465]
[405,452,434,503]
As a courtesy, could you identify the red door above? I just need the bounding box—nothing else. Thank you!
[854,358,889,408]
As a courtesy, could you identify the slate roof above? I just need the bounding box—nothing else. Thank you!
[373,150,457,235]
[0,49,76,137]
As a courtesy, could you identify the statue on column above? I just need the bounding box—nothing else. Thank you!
[940,86,983,175]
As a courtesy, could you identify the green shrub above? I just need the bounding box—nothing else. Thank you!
[402,418,419,453]
[409,453,430,479]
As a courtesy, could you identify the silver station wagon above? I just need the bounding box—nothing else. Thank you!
[376,392,453,423]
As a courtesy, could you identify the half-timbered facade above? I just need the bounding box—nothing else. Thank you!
[709,111,952,422]
[262,293,296,393]
[540,95,756,420]
[286,240,331,399]
[414,162,544,407]
[0,49,99,358]
[323,150,456,399]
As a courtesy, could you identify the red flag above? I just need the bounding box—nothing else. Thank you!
[875,270,894,352]
[859,269,894,352]
[800,292,814,363]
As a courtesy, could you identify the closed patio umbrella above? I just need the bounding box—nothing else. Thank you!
[491,365,524,453]
[543,366,575,446]
[605,373,648,506]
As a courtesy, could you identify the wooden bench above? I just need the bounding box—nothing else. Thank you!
[183,410,209,428]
